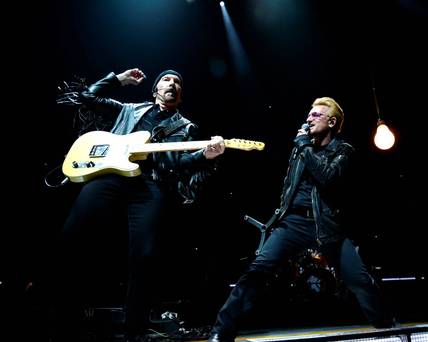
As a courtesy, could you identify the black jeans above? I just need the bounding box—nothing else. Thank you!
[211,214,392,338]
[56,174,169,337]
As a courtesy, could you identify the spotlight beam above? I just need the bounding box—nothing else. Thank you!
[220,2,252,78]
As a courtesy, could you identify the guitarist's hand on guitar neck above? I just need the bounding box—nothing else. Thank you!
[203,136,226,159]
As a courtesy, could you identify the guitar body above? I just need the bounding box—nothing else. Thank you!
[62,131,151,183]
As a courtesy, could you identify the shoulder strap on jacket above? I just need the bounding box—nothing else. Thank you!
[163,117,191,136]
[152,117,192,141]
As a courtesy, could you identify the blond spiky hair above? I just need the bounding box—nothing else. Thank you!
[312,97,344,134]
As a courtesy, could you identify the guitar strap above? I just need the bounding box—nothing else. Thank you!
[151,117,191,142]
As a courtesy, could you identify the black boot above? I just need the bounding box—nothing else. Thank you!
[207,332,235,342]
[209,271,270,342]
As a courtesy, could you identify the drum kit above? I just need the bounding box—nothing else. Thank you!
[244,215,348,301]
[289,249,343,301]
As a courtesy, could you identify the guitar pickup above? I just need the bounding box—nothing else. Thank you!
[89,144,109,157]
[72,161,96,169]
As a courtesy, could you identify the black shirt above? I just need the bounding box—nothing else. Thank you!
[292,144,327,209]
[292,169,313,209]
[132,104,175,175]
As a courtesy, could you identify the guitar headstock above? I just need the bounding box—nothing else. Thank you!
[225,139,265,151]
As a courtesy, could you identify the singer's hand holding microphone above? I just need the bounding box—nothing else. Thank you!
[294,123,313,151]
[297,123,310,136]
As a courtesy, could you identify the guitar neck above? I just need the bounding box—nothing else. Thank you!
[129,138,265,157]
[130,140,211,155]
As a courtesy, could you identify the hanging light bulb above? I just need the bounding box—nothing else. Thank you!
[371,87,396,151]
[374,119,395,150]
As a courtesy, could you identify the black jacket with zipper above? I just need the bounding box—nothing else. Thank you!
[274,136,355,244]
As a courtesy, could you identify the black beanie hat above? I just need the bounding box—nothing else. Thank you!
[152,69,183,93]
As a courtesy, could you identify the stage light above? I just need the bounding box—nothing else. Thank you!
[374,120,396,150]
[372,87,396,151]
[411,332,428,341]
[381,276,416,282]
[220,0,252,79]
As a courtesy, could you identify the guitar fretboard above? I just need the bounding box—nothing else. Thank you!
[130,140,211,154]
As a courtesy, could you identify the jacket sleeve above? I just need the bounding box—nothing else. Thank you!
[79,72,124,120]
[175,124,218,171]
[299,142,354,188]
[175,124,220,202]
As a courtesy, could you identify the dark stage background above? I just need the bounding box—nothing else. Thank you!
[5,0,427,333]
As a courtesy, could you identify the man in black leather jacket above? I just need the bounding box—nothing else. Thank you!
[55,68,225,342]
[207,97,395,342]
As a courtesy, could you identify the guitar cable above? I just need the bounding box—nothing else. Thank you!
[44,163,70,188]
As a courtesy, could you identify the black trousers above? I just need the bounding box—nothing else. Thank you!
[56,174,169,336]
[211,213,392,338]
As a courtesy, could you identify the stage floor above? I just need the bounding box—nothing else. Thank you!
[221,322,428,342]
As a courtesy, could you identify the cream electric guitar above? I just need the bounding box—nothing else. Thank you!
[62,130,265,183]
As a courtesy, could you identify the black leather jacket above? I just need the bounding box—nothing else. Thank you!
[79,72,215,201]
[273,136,354,245]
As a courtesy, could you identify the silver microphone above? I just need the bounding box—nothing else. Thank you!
[301,123,310,132]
